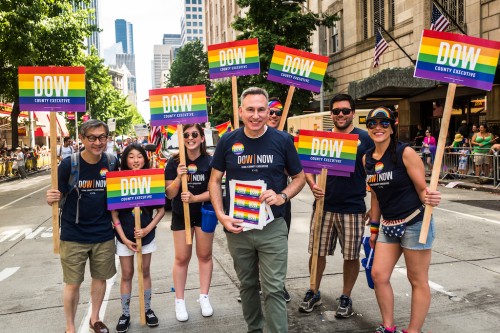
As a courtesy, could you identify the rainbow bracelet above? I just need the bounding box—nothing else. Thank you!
[370,221,380,234]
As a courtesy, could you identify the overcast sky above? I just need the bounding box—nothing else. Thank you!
[99,0,183,121]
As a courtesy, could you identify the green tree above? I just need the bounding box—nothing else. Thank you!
[0,0,95,147]
[210,0,338,124]
[167,39,211,90]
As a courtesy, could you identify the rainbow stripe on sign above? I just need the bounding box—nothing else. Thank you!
[149,85,208,126]
[18,66,86,112]
[106,169,165,210]
[233,183,262,225]
[267,45,329,93]
[208,39,260,79]
[414,30,500,91]
[297,130,359,176]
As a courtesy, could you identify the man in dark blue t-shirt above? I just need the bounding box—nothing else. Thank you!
[46,119,118,333]
[209,87,305,333]
[299,94,374,318]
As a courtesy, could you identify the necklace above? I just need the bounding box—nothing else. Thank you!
[246,125,268,139]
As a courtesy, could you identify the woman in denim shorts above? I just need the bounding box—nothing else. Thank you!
[363,107,442,333]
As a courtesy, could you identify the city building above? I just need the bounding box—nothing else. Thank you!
[73,0,100,53]
[163,33,182,45]
[204,0,500,141]
[152,44,171,88]
[115,19,134,54]
[181,0,205,46]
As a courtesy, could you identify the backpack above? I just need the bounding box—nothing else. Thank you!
[59,152,117,224]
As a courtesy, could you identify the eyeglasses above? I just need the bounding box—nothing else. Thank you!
[183,132,199,139]
[270,110,283,116]
[85,135,108,142]
[367,120,391,129]
[331,108,352,116]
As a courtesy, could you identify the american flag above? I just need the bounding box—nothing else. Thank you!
[373,28,389,68]
[430,3,450,32]
[149,125,162,146]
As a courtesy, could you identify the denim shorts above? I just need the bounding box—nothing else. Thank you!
[377,217,435,250]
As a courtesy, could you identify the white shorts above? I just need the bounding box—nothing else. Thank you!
[116,238,157,256]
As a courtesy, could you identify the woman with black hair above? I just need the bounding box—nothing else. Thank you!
[363,107,441,333]
[164,124,213,322]
[112,143,165,332]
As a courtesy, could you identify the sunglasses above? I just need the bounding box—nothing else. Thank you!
[85,134,108,142]
[367,120,391,129]
[331,108,352,116]
[270,110,283,116]
[183,132,200,139]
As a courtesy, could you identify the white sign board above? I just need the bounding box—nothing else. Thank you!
[134,124,149,137]
[107,118,116,132]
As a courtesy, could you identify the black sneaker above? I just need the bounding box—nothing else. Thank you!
[115,314,130,333]
[298,289,321,313]
[283,286,291,303]
[335,294,354,318]
[145,309,159,327]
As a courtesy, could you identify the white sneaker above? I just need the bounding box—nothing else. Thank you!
[175,298,188,322]
[199,294,213,317]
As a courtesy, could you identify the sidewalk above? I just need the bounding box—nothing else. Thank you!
[433,175,500,194]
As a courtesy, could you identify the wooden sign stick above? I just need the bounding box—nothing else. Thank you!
[177,124,192,245]
[310,168,328,292]
[278,86,295,131]
[49,112,60,254]
[134,206,146,325]
[231,76,239,129]
[419,83,456,244]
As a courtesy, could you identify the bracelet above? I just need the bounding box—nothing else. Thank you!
[113,221,121,227]
[370,221,380,234]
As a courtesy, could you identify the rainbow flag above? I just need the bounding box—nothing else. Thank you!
[208,39,260,79]
[166,125,177,139]
[18,66,86,112]
[215,120,233,137]
[149,85,208,126]
[106,169,165,210]
[414,30,500,91]
[267,45,329,93]
[297,130,358,176]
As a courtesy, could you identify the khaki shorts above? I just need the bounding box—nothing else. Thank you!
[473,153,490,165]
[60,239,116,285]
[308,210,365,260]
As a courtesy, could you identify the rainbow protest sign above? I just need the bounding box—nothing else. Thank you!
[18,66,86,112]
[106,169,165,210]
[414,30,500,91]
[267,45,329,93]
[233,183,262,224]
[149,85,208,126]
[208,39,260,79]
[297,130,359,176]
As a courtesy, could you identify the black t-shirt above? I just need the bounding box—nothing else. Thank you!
[58,154,118,243]
[365,142,423,220]
[323,127,374,214]
[165,154,212,224]
[114,206,162,246]
[211,127,303,219]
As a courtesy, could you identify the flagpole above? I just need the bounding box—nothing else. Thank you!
[376,22,416,65]
[432,1,467,35]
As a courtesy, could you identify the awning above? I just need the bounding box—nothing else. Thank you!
[55,113,70,137]
[0,103,29,118]
[34,112,51,137]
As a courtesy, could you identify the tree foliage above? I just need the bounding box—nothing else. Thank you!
[167,39,211,90]
[210,0,338,125]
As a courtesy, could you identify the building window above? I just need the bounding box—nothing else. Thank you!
[187,29,192,33]
[186,7,191,12]
[198,0,202,4]
[330,17,340,53]
[193,14,197,19]
[437,0,465,27]
[186,0,190,3]
[199,22,202,27]
[373,0,385,32]
[199,7,203,11]
[186,14,191,18]
[200,37,203,41]
[199,14,202,19]
[188,36,192,41]
[187,22,191,26]
[362,0,368,39]
[193,29,198,34]
[193,22,198,26]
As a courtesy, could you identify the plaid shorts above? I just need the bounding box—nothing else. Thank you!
[308,210,365,260]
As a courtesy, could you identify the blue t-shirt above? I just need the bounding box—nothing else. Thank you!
[58,153,118,243]
[323,127,374,214]
[165,154,212,224]
[211,127,303,219]
[365,142,423,220]
[115,206,162,246]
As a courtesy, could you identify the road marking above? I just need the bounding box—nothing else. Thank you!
[0,184,50,210]
[0,227,53,243]
[0,267,20,282]
[435,207,500,225]
[394,266,460,299]
[77,256,120,333]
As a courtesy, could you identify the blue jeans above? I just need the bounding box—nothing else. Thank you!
[377,218,435,250]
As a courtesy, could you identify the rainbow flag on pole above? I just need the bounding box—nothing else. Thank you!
[414,30,500,91]
[106,169,165,210]
[267,45,329,93]
[208,39,260,79]
[149,85,208,126]
[166,125,177,139]
[18,66,86,112]
[215,120,233,137]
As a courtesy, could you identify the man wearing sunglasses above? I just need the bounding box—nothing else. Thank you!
[209,87,306,332]
[299,94,374,318]
[46,119,119,333]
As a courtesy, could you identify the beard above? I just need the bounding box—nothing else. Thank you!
[334,117,353,130]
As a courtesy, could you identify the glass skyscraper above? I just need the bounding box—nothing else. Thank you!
[115,19,134,54]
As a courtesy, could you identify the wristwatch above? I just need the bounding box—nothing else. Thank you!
[279,192,288,202]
